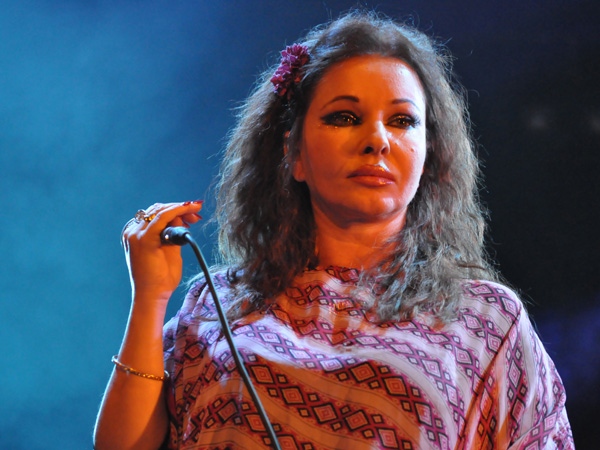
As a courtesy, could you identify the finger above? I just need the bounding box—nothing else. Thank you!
[147,201,202,214]
[120,204,171,248]
[181,212,202,223]
[142,202,173,223]
[143,202,202,246]
[120,218,137,249]
[166,216,187,228]
[121,201,203,246]
[121,215,150,248]
[145,201,203,231]
[142,202,195,221]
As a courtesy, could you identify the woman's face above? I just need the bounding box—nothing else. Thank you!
[293,55,427,229]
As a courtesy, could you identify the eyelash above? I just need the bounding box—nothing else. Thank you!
[389,115,420,128]
[322,111,360,126]
[321,111,420,128]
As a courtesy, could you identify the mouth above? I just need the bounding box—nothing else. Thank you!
[348,165,396,184]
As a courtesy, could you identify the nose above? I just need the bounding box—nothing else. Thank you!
[362,121,390,156]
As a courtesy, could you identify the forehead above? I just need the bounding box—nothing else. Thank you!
[311,55,426,106]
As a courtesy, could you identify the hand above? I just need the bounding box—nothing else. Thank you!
[121,201,203,302]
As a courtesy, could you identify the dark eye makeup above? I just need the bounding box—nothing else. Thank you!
[321,111,361,127]
[387,114,420,128]
[321,111,420,129]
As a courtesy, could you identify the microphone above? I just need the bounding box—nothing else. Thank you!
[160,226,191,246]
[157,224,282,449]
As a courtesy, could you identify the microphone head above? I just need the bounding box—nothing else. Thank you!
[160,226,191,246]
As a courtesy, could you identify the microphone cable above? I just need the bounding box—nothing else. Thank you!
[161,226,282,450]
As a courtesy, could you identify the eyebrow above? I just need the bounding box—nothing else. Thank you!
[322,95,359,107]
[322,95,421,111]
[392,98,420,110]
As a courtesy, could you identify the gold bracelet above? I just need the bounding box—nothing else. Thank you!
[111,355,169,381]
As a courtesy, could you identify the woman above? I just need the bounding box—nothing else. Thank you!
[94,11,573,450]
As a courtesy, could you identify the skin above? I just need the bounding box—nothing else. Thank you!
[121,202,204,300]
[293,55,427,269]
[95,55,427,450]
[94,201,203,450]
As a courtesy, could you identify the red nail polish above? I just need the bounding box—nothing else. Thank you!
[183,201,192,206]
[193,200,204,204]
[195,214,203,219]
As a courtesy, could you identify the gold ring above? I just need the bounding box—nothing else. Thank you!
[143,213,157,223]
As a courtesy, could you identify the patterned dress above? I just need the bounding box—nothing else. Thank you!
[163,267,573,449]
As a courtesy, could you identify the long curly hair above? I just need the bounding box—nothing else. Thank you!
[213,11,498,322]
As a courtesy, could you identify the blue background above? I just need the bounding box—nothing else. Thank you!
[1,1,598,448]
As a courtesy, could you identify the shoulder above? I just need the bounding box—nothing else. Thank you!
[459,279,524,324]
[455,281,573,446]
[450,279,529,346]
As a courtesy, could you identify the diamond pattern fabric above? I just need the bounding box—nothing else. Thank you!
[163,267,573,449]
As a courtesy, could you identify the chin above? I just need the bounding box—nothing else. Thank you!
[345,203,407,223]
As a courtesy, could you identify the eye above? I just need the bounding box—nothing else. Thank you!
[321,111,361,127]
[388,114,420,129]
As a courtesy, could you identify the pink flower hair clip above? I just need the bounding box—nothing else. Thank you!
[270,44,310,101]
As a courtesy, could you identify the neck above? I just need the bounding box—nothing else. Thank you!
[313,209,405,271]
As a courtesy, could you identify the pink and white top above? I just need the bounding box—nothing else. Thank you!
[163,266,573,449]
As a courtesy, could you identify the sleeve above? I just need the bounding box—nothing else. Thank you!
[468,292,575,450]
[502,310,575,449]
[162,278,208,449]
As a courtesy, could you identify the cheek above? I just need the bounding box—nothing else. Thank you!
[294,129,338,184]
[408,131,427,169]
[393,133,426,167]
[391,144,427,198]
[413,152,427,186]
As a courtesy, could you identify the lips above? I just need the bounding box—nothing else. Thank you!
[348,165,396,182]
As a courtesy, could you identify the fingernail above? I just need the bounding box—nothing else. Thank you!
[195,214,203,219]
[183,201,192,206]
[193,200,204,205]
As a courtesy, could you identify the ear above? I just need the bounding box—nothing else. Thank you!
[285,131,306,182]
[292,155,306,182]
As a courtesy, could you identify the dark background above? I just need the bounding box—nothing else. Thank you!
[1,1,598,448]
